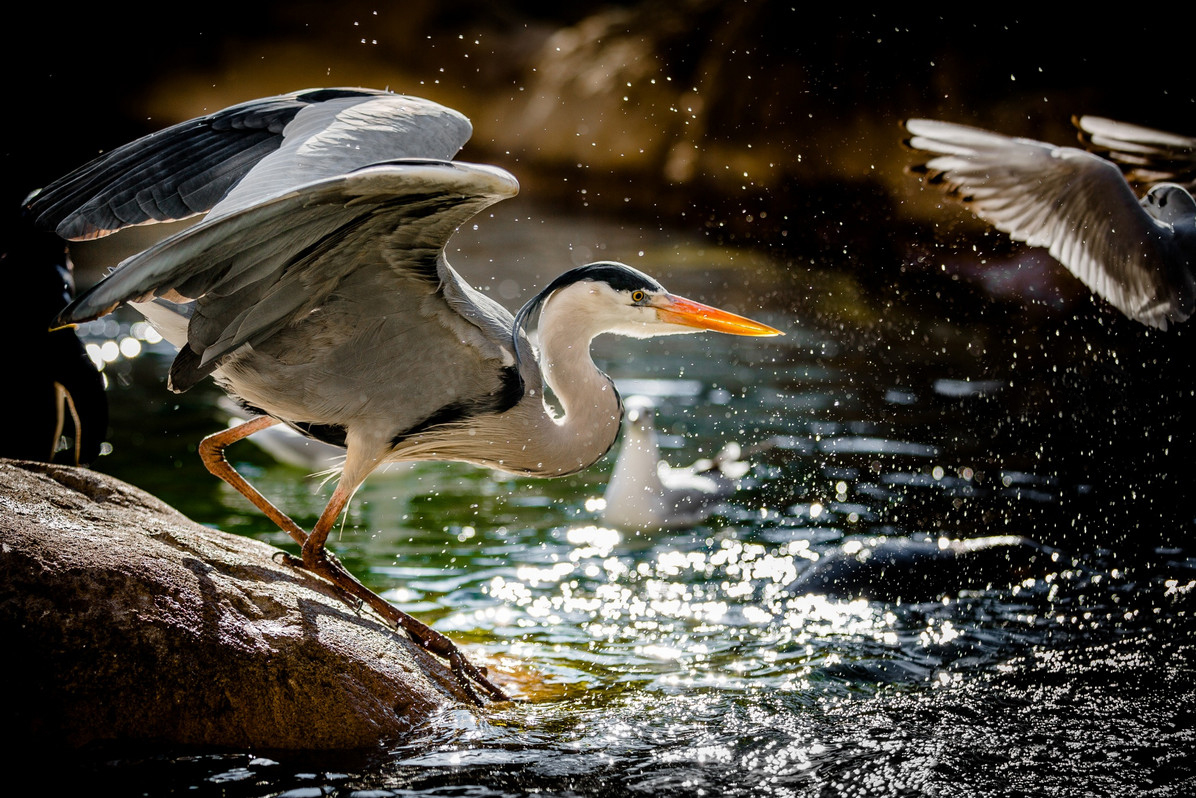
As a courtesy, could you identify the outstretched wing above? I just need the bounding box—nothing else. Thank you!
[904,118,1188,328]
[57,160,520,389]
[1074,115,1196,190]
[26,88,472,241]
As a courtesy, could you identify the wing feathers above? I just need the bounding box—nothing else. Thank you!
[58,161,519,390]
[1074,115,1196,189]
[25,88,471,241]
[905,118,1190,328]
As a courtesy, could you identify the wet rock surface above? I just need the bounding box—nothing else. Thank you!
[0,458,472,751]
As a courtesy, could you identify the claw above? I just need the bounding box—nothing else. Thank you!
[272,550,303,567]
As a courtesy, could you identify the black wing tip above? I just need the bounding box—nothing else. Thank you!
[22,187,61,235]
[295,87,390,104]
[52,310,84,330]
[168,346,209,393]
[53,294,118,328]
[347,157,455,174]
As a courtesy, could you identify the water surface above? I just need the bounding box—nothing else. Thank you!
[53,203,1196,796]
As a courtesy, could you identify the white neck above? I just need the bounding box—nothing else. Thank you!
[377,282,624,478]
[506,283,624,476]
[483,283,617,478]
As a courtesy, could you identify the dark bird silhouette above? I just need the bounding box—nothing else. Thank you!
[1,211,106,464]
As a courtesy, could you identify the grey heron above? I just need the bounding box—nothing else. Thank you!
[903,117,1196,329]
[601,395,748,529]
[28,88,782,702]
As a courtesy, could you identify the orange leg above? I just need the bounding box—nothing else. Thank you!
[199,416,308,547]
[299,479,510,703]
[301,479,353,568]
[199,417,512,704]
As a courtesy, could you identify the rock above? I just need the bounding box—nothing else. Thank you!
[0,458,475,751]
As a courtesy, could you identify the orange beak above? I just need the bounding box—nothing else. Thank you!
[652,294,783,337]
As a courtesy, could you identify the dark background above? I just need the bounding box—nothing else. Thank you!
[3,3,1190,245]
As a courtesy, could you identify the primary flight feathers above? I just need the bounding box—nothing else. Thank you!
[904,116,1196,329]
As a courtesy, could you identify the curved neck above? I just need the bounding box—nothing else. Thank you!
[510,286,623,476]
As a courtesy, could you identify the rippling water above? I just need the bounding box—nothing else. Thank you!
[50,204,1196,796]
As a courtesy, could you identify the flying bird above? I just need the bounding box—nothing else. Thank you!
[28,87,782,701]
[601,395,748,529]
[903,117,1196,329]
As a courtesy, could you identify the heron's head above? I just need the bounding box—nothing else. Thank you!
[522,261,782,340]
[1144,183,1196,225]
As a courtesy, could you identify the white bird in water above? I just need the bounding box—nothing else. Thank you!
[601,395,749,530]
[28,88,782,701]
[903,117,1196,329]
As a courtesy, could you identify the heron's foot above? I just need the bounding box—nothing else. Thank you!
[299,545,513,705]
[272,550,303,567]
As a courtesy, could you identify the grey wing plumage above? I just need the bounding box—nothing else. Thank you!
[25,88,472,241]
[1074,115,1196,190]
[56,160,520,390]
[905,118,1191,328]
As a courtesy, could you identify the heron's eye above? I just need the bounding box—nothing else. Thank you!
[631,290,646,303]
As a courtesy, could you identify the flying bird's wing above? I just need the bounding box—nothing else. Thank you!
[1074,115,1196,190]
[904,118,1189,328]
[56,160,520,390]
[26,88,472,240]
